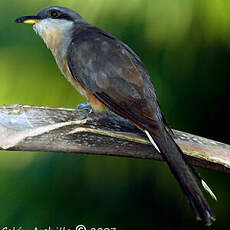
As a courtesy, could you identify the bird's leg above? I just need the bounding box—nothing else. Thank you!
[76,101,93,113]
[77,101,91,109]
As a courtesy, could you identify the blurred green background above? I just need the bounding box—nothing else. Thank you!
[0,0,230,229]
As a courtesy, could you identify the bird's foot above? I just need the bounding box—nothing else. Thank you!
[77,101,91,110]
[76,101,93,114]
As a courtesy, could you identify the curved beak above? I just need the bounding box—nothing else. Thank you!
[15,16,41,24]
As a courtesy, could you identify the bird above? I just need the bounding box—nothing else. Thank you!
[15,6,216,225]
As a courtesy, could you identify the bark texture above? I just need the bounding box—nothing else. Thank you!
[0,104,229,173]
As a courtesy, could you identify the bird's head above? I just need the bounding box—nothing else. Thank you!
[15,6,86,51]
[15,6,85,25]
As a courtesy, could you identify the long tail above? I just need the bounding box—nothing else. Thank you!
[145,127,216,226]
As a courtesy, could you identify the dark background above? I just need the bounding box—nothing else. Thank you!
[0,0,229,229]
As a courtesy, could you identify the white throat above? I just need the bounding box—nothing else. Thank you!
[33,18,74,61]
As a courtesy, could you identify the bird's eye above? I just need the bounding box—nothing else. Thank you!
[49,10,60,18]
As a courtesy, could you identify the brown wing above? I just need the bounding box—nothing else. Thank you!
[67,27,215,225]
[67,26,163,135]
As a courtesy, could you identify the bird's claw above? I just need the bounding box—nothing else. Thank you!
[76,101,93,114]
[77,101,91,110]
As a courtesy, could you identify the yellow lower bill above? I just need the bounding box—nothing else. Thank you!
[24,19,41,24]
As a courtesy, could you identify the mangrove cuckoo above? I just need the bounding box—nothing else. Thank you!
[15,6,216,225]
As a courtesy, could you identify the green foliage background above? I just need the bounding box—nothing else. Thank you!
[0,0,229,229]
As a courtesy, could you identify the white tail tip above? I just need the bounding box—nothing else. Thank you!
[144,130,161,153]
[201,180,217,201]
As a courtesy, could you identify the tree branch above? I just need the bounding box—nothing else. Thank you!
[0,104,229,173]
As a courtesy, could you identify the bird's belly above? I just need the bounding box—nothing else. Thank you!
[58,57,87,97]
[56,57,107,113]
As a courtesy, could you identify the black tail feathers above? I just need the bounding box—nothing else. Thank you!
[144,127,215,226]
